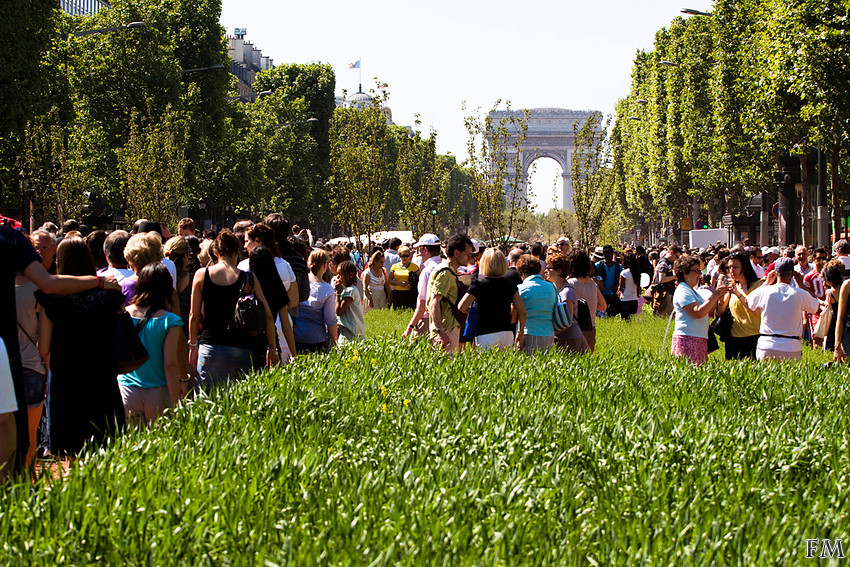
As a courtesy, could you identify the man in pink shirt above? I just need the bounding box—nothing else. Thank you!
[402,234,443,338]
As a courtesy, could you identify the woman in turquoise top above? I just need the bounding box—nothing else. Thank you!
[516,254,557,354]
[118,263,184,427]
[671,255,728,365]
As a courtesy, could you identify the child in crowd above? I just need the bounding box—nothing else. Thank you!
[335,261,365,343]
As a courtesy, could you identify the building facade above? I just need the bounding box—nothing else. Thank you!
[60,0,110,16]
[227,28,274,102]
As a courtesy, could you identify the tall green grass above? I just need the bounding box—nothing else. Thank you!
[0,311,843,564]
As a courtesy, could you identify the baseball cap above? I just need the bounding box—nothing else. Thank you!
[556,236,570,245]
[774,257,795,273]
[768,246,781,256]
[471,239,483,254]
[413,233,441,247]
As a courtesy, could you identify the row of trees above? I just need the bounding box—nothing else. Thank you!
[327,86,475,246]
[1,0,479,237]
[611,0,850,245]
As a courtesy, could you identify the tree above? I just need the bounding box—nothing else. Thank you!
[464,101,530,246]
[328,101,391,248]
[119,109,188,228]
[571,112,613,247]
[0,0,60,213]
[397,129,441,238]
[254,62,337,225]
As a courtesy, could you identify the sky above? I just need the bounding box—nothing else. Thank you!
[220,0,714,211]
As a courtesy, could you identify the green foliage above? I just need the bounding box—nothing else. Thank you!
[397,129,440,239]
[253,62,337,224]
[571,112,613,247]
[120,109,188,227]
[0,0,60,210]
[329,101,392,247]
[615,0,850,242]
[2,312,844,564]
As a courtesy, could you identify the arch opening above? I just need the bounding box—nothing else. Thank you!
[526,157,565,213]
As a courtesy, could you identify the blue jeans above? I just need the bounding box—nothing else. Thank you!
[197,344,252,390]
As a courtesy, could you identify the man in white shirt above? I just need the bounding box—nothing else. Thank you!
[835,239,850,272]
[383,237,401,276]
[751,248,765,278]
[794,245,813,278]
[743,257,819,361]
[402,234,443,339]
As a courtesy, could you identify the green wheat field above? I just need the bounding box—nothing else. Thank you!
[1,307,847,565]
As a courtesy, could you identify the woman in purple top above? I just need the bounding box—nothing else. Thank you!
[293,249,338,353]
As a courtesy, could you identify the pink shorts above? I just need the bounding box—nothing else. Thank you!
[671,334,708,365]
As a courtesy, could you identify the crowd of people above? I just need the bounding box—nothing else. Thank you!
[1,213,847,483]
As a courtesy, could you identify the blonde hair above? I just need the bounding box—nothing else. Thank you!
[124,232,163,272]
[308,249,328,275]
[198,239,214,267]
[398,245,411,258]
[163,236,189,272]
[479,248,507,277]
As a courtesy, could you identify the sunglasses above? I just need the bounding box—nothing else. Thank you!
[400,254,410,258]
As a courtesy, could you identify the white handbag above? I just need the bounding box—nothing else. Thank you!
[813,299,833,339]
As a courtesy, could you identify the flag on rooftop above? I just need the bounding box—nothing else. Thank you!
[348,59,360,69]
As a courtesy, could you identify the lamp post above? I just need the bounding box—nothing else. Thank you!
[198,197,206,231]
[180,64,225,75]
[275,118,318,128]
[681,8,712,16]
[19,171,33,232]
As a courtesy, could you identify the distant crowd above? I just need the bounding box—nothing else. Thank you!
[1,214,846,483]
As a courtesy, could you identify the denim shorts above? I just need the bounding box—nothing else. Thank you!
[22,368,47,408]
[197,344,252,390]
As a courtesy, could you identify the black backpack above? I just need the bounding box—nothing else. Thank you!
[230,272,266,337]
[283,252,310,304]
[566,282,593,331]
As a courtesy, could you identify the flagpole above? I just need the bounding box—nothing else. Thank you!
[359,56,362,91]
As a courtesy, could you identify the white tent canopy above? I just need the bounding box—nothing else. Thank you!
[327,230,414,247]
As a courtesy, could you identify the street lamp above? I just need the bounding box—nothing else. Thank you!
[19,171,33,233]
[628,116,642,121]
[198,197,206,231]
[275,118,318,128]
[635,99,649,105]
[180,64,225,75]
[62,21,146,39]
[681,8,712,16]
[660,60,680,67]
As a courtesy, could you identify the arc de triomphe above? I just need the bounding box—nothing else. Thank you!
[488,108,601,210]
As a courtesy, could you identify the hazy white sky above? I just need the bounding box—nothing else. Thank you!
[221,0,713,211]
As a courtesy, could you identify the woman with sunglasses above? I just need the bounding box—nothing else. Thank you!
[671,255,729,365]
[388,245,419,309]
[716,251,762,359]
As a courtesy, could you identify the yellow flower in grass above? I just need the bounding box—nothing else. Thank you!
[381,403,388,413]
[381,385,388,398]
[403,399,410,407]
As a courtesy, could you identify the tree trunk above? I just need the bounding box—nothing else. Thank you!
[800,153,810,247]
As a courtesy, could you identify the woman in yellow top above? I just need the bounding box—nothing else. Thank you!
[388,245,420,309]
[716,251,762,359]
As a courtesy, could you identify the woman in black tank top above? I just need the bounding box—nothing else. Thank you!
[187,230,278,389]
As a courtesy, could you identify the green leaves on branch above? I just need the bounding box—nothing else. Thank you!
[329,105,391,247]
[464,101,531,246]
[120,109,188,228]
[571,112,614,248]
